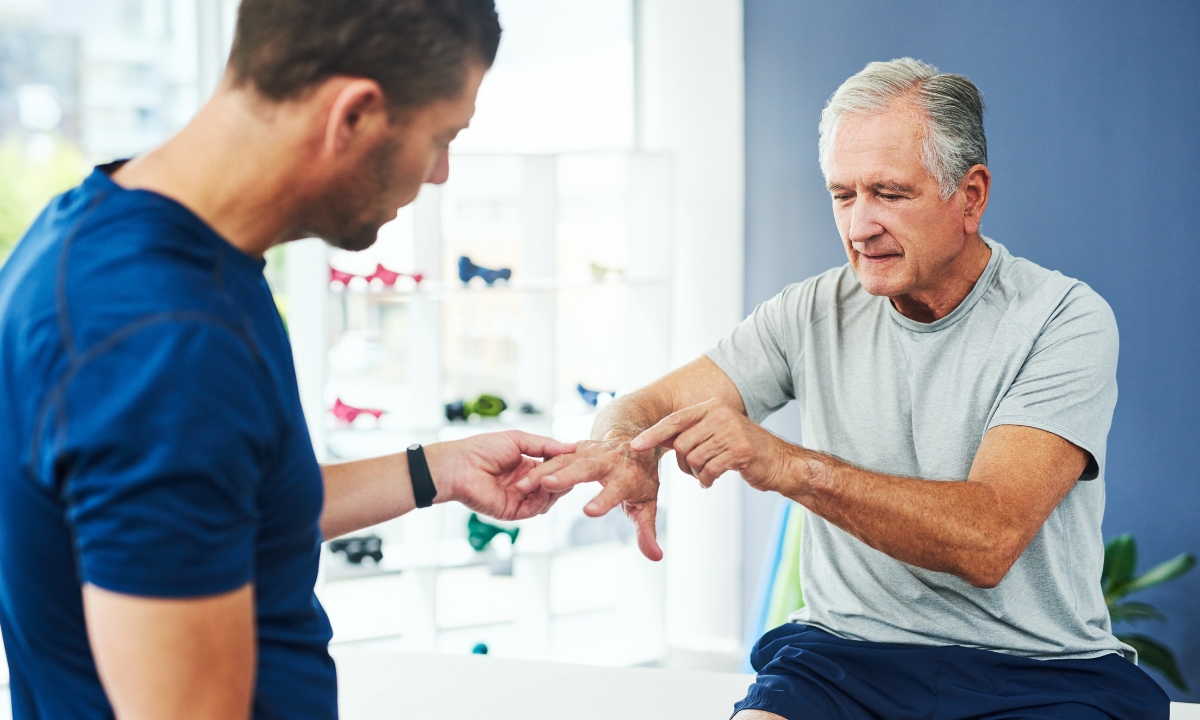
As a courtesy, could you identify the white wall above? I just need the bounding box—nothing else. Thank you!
[637,0,746,671]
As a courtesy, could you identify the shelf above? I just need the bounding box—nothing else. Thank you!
[328,275,669,302]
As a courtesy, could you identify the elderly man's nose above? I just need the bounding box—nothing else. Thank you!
[847,198,884,244]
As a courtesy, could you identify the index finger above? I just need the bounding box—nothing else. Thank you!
[630,404,710,452]
[509,431,577,459]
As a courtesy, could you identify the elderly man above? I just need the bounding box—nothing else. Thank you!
[526,59,1169,719]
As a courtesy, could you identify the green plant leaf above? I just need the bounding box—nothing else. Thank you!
[1108,601,1166,625]
[1118,633,1190,693]
[1103,534,1137,598]
[1121,553,1197,596]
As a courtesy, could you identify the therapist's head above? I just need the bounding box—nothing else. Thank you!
[820,59,991,300]
[226,0,500,250]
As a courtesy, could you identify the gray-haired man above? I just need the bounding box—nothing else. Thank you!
[524,59,1170,719]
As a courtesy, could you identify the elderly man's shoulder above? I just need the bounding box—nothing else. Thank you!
[771,262,867,313]
[993,249,1118,344]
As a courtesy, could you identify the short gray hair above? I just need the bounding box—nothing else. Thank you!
[818,58,987,199]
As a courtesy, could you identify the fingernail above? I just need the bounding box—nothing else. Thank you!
[544,475,557,483]
[585,503,598,513]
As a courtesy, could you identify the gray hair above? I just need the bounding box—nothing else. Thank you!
[818,58,987,199]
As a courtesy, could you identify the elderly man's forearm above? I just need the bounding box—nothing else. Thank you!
[780,449,1028,588]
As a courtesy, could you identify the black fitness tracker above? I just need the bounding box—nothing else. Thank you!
[407,443,438,508]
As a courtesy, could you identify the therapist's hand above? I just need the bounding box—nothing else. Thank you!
[521,439,663,561]
[428,431,578,522]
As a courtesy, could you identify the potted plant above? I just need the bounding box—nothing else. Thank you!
[1102,533,1196,692]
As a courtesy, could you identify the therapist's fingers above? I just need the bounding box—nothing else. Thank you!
[630,400,717,452]
[508,430,577,460]
[518,453,574,492]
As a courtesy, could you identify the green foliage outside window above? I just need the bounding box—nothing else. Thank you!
[0,135,87,265]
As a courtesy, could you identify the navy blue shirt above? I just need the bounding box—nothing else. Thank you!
[0,165,336,719]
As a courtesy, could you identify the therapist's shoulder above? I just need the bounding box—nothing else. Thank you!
[63,193,254,353]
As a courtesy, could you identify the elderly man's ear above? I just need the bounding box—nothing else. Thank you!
[960,164,992,235]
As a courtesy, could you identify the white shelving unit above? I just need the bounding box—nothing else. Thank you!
[286,152,674,667]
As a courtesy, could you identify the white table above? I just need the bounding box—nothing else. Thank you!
[333,650,754,719]
[2,655,1197,719]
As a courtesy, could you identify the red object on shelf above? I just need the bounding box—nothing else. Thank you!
[330,267,356,285]
[333,398,385,423]
[366,263,423,286]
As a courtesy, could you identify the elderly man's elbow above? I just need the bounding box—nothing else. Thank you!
[961,538,1024,589]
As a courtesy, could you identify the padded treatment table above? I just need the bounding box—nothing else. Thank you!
[333,649,755,719]
[331,649,1200,720]
[1,651,1196,718]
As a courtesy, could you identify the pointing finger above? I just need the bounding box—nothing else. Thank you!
[630,403,711,452]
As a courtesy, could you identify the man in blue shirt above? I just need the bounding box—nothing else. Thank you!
[0,1,574,718]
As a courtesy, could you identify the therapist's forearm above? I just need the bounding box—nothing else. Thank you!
[320,448,439,540]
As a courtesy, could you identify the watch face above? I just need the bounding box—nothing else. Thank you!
[408,443,421,452]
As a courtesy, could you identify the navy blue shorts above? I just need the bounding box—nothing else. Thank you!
[734,624,1170,720]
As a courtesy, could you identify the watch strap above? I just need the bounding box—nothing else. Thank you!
[407,443,438,508]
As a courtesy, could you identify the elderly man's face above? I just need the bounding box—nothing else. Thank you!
[826,103,979,299]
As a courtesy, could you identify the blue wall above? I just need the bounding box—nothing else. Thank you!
[744,0,1200,700]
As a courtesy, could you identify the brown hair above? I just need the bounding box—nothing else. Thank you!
[228,0,501,110]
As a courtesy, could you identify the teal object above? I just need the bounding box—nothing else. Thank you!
[468,513,519,552]
[471,643,489,655]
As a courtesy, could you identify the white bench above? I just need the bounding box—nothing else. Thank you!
[1,652,1196,719]
[333,649,1200,720]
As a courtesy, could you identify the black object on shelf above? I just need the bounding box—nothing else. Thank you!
[458,256,512,286]
[519,402,541,415]
[577,383,616,407]
[328,534,383,565]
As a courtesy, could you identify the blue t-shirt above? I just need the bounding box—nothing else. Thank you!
[0,164,336,719]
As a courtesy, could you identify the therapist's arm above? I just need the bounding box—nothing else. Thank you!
[320,430,576,540]
[84,583,254,720]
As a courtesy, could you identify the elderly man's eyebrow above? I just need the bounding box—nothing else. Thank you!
[871,181,915,193]
[827,182,850,192]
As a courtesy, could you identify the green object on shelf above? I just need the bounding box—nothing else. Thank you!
[765,503,804,631]
[468,513,519,552]
[466,394,507,418]
[1101,532,1195,692]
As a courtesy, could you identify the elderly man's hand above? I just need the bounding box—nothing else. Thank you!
[631,399,791,493]
[519,439,664,560]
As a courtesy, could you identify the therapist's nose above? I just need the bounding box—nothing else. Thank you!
[426,150,450,185]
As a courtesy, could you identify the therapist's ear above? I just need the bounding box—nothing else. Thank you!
[323,79,390,155]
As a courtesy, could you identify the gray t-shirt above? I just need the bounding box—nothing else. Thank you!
[708,238,1125,660]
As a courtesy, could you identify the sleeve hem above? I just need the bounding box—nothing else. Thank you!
[986,414,1102,480]
[82,563,254,599]
[705,349,770,424]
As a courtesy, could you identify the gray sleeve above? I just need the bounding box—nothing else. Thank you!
[988,284,1119,480]
[705,284,804,424]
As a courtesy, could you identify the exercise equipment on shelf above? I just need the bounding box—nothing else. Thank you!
[332,398,385,423]
[577,383,616,407]
[329,263,423,289]
[445,394,508,422]
[589,261,625,281]
[467,513,520,552]
[328,534,384,565]
[458,256,512,286]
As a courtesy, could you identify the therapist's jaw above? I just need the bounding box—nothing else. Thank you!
[296,62,486,252]
[826,99,990,320]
